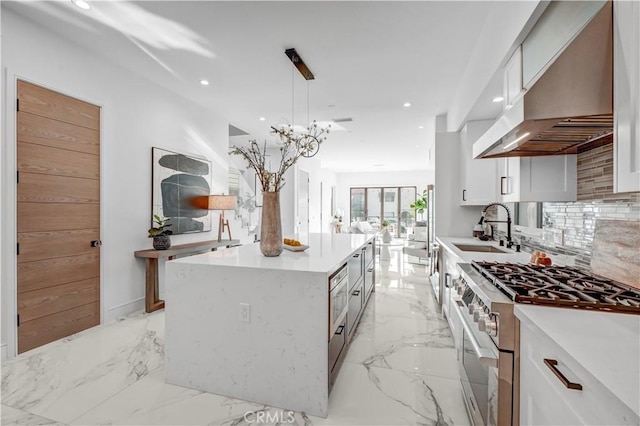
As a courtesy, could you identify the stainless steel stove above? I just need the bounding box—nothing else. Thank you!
[451,261,640,426]
[472,261,640,313]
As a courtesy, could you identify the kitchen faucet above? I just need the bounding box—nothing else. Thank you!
[478,202,513,247]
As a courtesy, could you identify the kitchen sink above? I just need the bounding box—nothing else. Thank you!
[453,244,508,253]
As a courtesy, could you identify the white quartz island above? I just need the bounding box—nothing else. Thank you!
[164,233,374,417]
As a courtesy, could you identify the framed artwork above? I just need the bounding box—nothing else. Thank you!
[152,147,212,234]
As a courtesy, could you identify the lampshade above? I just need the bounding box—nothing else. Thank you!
[206,195,237,210]
[191,195,237,210]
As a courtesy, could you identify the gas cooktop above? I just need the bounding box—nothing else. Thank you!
[472,261,640,314]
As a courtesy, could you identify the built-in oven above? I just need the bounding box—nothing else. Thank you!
[454,285,503,426]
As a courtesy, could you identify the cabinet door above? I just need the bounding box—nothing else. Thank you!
[460,120,497,206]
[614,0,640,193]
[521,1,607,88]
[503,47,523,108]
[501,156,576,202]
[500,158,520,202]
[520,322,637,426]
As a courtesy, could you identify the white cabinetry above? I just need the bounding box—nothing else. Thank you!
[503,47,522,109]
[499,155,576,202]
[460,120,498,206]
[521,1,607,89]
[520,318,637,426]
[614,0,640,193]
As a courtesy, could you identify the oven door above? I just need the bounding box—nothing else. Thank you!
[452,299,500,426]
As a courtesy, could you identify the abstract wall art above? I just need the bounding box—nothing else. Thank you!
[152,147,212,234]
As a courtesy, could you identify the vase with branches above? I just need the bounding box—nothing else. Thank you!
[230,122,330,256]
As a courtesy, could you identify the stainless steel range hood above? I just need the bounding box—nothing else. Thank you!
[473,2,613,159]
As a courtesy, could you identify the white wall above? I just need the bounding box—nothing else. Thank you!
[434,132,482,238]
[335,170,433,225]
[1,9,233,358]
[446,1,542,131]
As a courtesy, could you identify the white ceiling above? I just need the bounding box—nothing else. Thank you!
[6,0,509,173]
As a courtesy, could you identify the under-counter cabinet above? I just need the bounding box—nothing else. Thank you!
[518,307,639,425]
[459,120,498,206]
[499,155,577,202]
[614,0,640,193]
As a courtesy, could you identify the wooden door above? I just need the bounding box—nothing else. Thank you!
[16,80,101,353]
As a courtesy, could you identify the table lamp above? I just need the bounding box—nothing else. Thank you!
[193,194,237,241]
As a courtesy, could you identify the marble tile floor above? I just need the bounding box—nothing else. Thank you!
[1,247,470,426]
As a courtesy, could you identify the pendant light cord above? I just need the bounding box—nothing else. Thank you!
[307,81,310,129]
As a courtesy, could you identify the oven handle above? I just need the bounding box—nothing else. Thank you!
[454,300,498,368]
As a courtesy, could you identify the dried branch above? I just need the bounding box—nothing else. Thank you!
[230,122,330,192]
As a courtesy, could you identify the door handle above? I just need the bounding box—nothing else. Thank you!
[544,359,583,390]
[500,177,508,195]
[90,240,102,247]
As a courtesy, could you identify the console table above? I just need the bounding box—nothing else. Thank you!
[134,239,240,312]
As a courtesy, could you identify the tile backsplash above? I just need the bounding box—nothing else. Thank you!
[494,144,640,270]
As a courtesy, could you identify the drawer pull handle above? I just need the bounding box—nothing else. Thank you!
[544,358,582,390]
[335,325,345,335]
[500,177,508,195]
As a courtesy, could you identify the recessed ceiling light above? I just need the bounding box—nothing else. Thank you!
[373,164,385,167]
[492,96,504,103]
[418,126,424,129]
[71,0,91,10]
[200,79,209,86]
[415,145,421,148]
[259,117,266,121]
[403,102,411,108]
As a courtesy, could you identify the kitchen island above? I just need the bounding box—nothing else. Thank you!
[164,233,375,417]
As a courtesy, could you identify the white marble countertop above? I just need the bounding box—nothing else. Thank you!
[170,233,373,274]
[515,305,640,417]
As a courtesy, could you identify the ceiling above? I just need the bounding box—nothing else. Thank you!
[6,1,507,173]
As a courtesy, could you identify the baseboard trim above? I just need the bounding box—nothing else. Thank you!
[106,297,145,322]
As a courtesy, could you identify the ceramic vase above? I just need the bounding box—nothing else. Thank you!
[260,191,283,257]
[382,227,392,243]
[153,235,171,250]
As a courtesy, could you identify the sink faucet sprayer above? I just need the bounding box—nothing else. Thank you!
[478,202,512,247]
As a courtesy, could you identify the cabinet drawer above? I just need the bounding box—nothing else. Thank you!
[520,323,636,425]
[347,280,364,337]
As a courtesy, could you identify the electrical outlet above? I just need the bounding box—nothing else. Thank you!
[239,303,250,323]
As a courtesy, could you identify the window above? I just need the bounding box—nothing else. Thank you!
[350,186,417,237]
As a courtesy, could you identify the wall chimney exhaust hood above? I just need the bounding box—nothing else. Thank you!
[473,3,613,159]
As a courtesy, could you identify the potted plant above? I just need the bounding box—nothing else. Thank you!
[148,214,173,250]
[410,190,428,220]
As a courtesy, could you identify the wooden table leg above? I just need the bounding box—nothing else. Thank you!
[145,258,165,313]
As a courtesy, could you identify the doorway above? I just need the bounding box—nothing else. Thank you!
[16,80,101,353]
[297,169,309,237]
